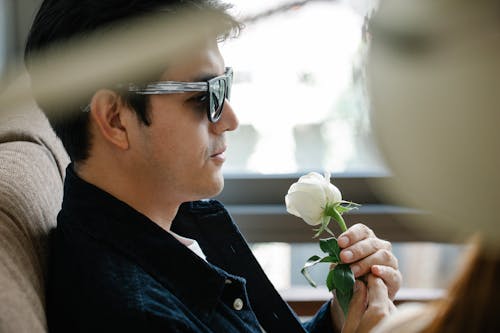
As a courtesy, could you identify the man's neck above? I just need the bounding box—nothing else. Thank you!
[74,161,179,232]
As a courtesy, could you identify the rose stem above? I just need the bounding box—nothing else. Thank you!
[330,208,347,233]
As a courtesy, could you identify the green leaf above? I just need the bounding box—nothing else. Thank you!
[301,268,318,288]
[332,264,355,294]
[304,255,322,267]
[301,255,339,288]
[313,215,335,238]
[335,205,351,214]
[301,256,320,288]
[336,289,353,318]
[326,268,335,291]
[313,227,323,238]
[319,256,338,263]
[335,201,361,214]
[326,264,355,316]
[340,200,361,208]
[323,225,335,237]
[319,238,341,262]
[313,225,335,238]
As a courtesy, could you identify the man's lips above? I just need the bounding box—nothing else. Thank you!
[210,146,227,158]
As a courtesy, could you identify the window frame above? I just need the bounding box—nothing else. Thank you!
[215,173,448,243]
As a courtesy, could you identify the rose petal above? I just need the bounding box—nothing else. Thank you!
[298,172,325,185]
[285,191,324,225]
[298,172,342,204]
[323,171,331,182]
[288,182,326,200]
[325,183,342,203]
[285,193,301,217]
[290,182,328,205]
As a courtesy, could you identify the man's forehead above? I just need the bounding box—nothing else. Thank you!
[159,40,225,81]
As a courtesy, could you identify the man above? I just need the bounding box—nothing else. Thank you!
[24,1,401,332]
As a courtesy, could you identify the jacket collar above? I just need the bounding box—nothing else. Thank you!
[61,165,230,319]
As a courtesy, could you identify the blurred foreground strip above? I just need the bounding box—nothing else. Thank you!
[0,9,230,118]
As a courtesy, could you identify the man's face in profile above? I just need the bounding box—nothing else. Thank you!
[125,38,239,203]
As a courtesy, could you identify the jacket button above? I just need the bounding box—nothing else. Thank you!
[233,298,244,311]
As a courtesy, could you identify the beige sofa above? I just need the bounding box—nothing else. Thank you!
[0,95,69,332]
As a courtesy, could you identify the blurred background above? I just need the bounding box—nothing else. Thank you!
[0,0,463,312]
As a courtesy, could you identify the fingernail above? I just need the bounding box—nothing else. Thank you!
[338,236,349,247]
[351,265,360,276]
[342,250,354,261]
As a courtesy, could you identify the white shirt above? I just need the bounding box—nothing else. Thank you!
[169,230,207,262]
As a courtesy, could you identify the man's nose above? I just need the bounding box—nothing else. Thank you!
[213,99,239,133]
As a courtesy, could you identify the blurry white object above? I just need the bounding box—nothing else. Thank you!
[367,0,500,247]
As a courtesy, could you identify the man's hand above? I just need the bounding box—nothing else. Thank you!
[341,275,396,333]
[337,223,402,300]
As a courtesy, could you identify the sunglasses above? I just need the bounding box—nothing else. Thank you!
[128,67,233,123]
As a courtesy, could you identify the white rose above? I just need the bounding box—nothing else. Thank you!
[285,172,342,226]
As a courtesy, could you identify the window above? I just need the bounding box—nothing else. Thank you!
[0,0,10,82]
[0,0,42,88]
[221,0,384,174]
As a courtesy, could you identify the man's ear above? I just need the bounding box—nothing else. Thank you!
[89,89,130,150]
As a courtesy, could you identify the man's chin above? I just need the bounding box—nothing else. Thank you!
[196,173,224,200]
[209,174,225,197]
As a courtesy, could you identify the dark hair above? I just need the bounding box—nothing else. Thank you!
[25,0,241,162]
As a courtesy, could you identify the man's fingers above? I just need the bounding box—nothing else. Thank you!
[337,222,402,308]
[342,280,367,333]
[371,265,403,301]
[337,223,375,248]
[340,237,392,264]
[341,276,396,333]
[347,249,399,278]
[367,275,389,307]
[356,275,393,333]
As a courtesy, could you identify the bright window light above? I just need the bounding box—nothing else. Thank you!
[221,0,386,174]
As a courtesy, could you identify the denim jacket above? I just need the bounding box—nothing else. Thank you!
[47,166,335,332]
